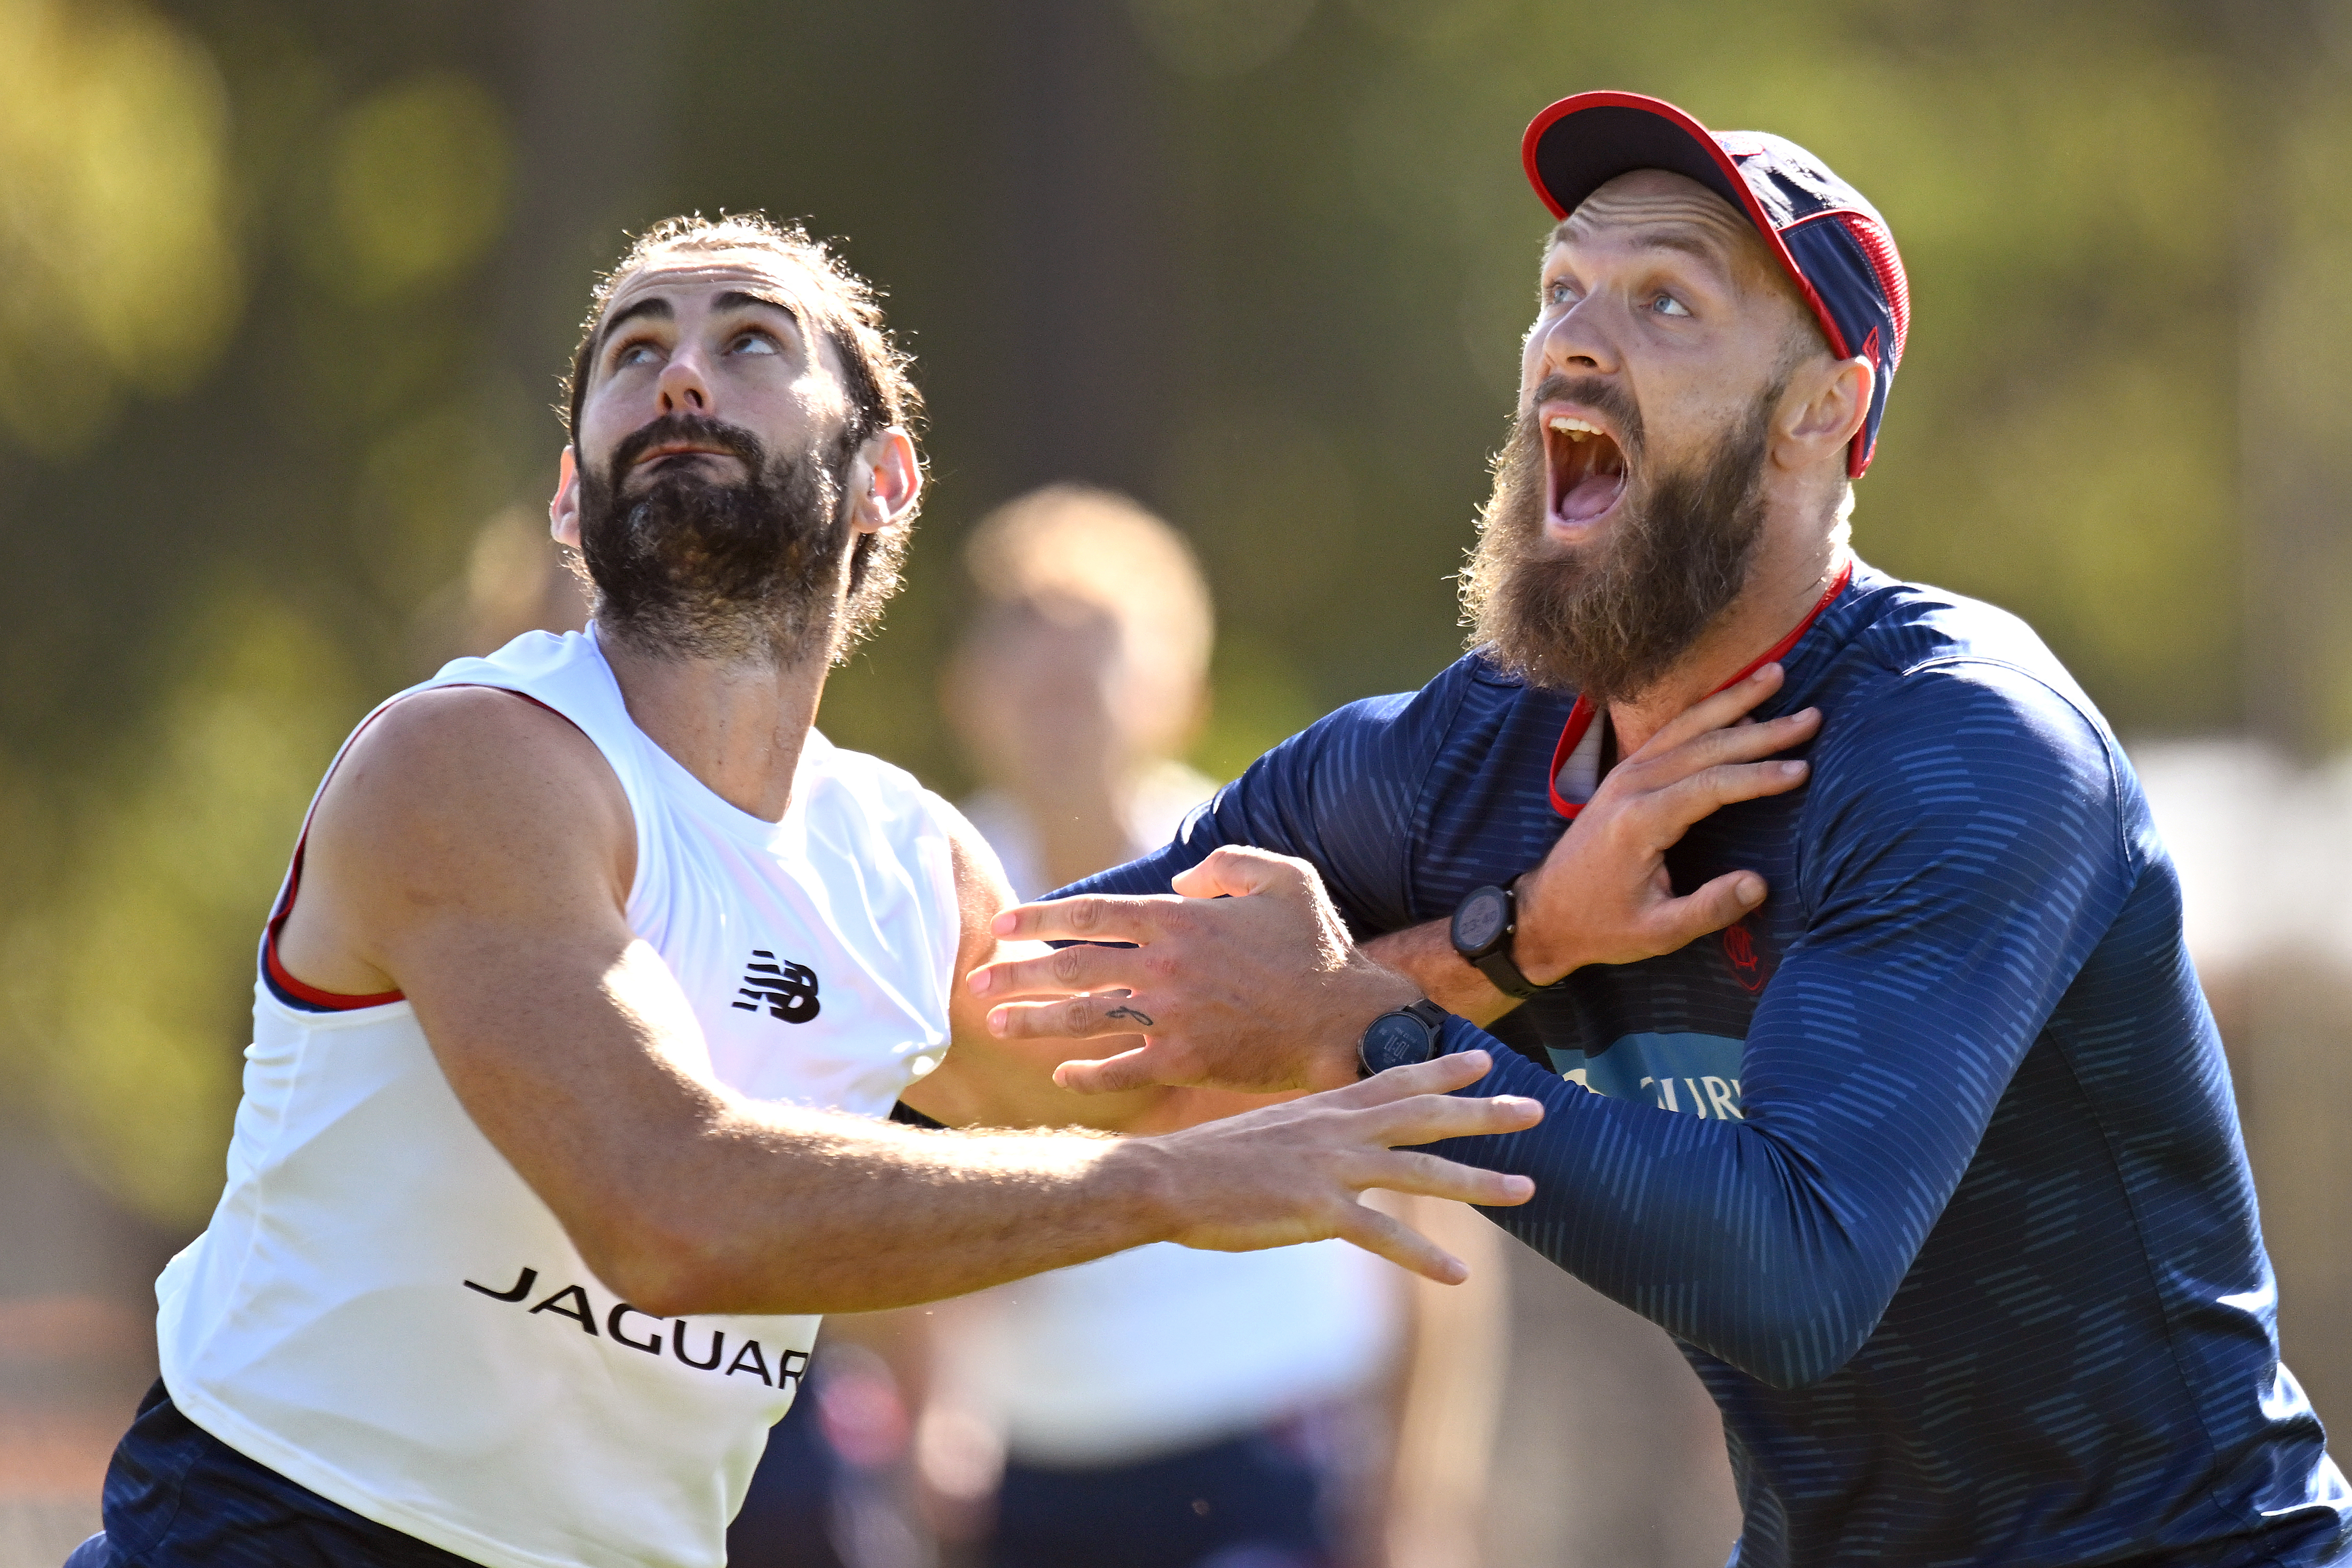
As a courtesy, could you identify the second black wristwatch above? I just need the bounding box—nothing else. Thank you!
[1450,881,1541,1000]
[1357,998,1452,1078]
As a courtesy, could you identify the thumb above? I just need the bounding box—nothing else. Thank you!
[1649,870,1768,950]
[1170,844,1307,901]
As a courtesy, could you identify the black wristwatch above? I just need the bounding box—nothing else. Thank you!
[1357,999,1451,1078]
[1451,881,1541,1000]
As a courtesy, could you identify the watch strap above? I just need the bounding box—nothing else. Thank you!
[1470,944,1541,1001]
[1399,998,1450,1033]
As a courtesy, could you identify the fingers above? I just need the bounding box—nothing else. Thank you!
[1635,662,1786,757]
[1363,1086,1545,1148]
[990,892,1181,944]
[1639,756,1810,836]
[986,994,1166,1044]
[1316,1048,1500,1109]
[1169,844,1316,901]
[967,941,1141,1001]
[1637,706,1820,779]
[1644,869,1769,949]
[1051,1041,1191,1094]
[1330,1202,1472,1284]
[1355,1146,1538,1208]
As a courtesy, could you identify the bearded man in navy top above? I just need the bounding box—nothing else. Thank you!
[968,93,2352,1567]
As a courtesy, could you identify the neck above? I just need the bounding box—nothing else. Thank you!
[1606,525,1846,757]
[600,629,832,822]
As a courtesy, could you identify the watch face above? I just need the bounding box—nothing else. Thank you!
[1453,886,1510,955]
[1362,1012,1436,1074]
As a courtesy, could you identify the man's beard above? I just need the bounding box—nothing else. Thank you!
[576,412,854,664]
[1462,374,1774,705]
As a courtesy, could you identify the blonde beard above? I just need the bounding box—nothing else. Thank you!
[1460,393,1772,704]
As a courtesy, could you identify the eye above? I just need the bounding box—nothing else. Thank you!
[613,340,658,368]
[1544,277,1577,308]
[727,329,781,356]
[1652,292,1692,318]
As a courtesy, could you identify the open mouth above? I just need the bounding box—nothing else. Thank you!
[1543,410,1628,536]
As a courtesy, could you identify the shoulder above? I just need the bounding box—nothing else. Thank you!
[1833,570,2094,702]
[1804,639,2128,885]
[308,684,635,919]
[1824,573,2112,760]
[1261,651,1521,785]
[336,684,626,815]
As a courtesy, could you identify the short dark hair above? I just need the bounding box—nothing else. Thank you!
[564,213,924,650]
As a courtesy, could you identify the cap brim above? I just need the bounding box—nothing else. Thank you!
[1521,92,1855,397]
[1523,92,1750,225]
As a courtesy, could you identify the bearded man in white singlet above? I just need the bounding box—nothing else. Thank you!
[67,213,1793,1568]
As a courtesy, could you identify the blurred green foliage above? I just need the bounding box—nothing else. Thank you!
[0,0,2336,1224]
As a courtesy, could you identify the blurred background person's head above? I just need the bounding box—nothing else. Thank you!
[944,483,1214,896]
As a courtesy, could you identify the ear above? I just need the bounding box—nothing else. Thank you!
[844,426,922,535]
[1776,354,1874,469]
[550,446,582,547]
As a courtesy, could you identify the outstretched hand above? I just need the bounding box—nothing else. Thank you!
[1144,1049,1541,1284]
[966,845,1417,1095]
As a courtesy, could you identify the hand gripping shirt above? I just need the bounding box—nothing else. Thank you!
[1065,561,2351,1567]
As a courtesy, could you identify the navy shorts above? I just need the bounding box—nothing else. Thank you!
[66,1382,474,1568]
[989,1429,1331,1568]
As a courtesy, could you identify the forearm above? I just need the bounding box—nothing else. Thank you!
[1362,920,1519,1027]
[610,1101,1175,1317]
[1421,1021,1896,1389]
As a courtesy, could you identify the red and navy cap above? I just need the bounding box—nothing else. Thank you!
[1522,91,1910,478]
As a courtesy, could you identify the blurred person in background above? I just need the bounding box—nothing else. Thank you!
[930,487,1507,1568]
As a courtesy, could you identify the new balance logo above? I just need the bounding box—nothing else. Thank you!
[733,950,820,1023]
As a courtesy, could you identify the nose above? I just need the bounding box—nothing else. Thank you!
[655,344,712,416]
[1533,296,1621,380]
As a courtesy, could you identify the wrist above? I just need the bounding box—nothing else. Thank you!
[1505,873,1579,987]
[1087,1135,1186,1247]
[1319,962,1423,1088]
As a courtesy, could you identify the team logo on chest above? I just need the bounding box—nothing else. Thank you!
[1722,918,1772,993]
[732,949,821,1023]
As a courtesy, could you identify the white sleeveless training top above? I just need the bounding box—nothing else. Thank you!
[154,627,964,1568]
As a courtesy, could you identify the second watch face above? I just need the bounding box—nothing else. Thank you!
[1363,1013,1435,1074]
[1454,886,1511,954]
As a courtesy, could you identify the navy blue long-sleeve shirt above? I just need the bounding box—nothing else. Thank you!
[1062,561,2349,1567]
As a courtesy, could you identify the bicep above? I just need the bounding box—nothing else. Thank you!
[308,691,723,1241]
[1742,667,2134,1229]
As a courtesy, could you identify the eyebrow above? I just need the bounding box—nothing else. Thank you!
[710,288,804,326]
[593,287,807,363]
[1550,221,1740,278]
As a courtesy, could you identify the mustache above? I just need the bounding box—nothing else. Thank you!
[1524,372,1645,462]
[606,412,769,485]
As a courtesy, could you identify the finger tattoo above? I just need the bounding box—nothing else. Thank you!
[1104,1004,1155,1026]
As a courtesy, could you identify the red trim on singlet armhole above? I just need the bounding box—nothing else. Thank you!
[1546,560,1855,821]
[263,685,572,1010]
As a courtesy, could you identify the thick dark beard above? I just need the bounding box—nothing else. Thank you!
[1462,375,1774,705]
[576,412,854,665]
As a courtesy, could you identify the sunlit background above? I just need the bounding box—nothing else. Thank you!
[5,0,2351,1563]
